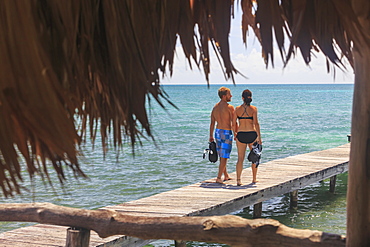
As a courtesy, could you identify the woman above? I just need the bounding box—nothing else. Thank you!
[232,89,262,186]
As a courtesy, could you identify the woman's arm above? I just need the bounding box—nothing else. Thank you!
[232,106,239,139]
[253,107,262,144]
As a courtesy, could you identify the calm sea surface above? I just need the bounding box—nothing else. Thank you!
[0,84,353,246]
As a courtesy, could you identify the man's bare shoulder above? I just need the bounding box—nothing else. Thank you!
[211,102,220,111]
[228,104,235,112]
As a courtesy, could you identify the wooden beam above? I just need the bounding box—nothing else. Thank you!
[0,203,346,247]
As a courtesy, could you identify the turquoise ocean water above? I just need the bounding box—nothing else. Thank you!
[0,84,353,246]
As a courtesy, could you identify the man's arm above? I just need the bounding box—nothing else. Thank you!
[209,109,216,142]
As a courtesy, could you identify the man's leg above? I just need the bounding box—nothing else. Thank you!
[216,157,227,183]
[223,165,231,180]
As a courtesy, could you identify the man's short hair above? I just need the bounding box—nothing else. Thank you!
[218,87,230,99]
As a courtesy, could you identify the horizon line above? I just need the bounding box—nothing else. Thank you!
[161,82,354,86]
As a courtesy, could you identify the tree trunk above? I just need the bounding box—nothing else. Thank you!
[347,48,370,246]
[347,1,370,246]
[0,203,345,247]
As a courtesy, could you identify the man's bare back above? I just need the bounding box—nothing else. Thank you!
[211,101,234,130]
[209,89,234,142]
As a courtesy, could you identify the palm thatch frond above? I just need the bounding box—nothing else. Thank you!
[0,0,367,197]
[0,0,238,196]
[0,1,85,196]
[242,0,366,70]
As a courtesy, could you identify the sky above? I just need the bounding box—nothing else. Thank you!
[162,10,354,85]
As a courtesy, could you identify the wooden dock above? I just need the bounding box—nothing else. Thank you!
[0,143,350,247]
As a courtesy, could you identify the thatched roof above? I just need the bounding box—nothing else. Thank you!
[0,0,366,197]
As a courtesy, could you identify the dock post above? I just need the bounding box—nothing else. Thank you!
[290,190,298,210]
[175,240,187,247]
[329,175,337,193]
[253,202,262,218]
[65,227,90,247]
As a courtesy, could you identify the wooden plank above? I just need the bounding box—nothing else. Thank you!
[0,239,59,247]
[0,225,131,247]
[0,225,67,240]
[191,163,349,216]
[94,236,152,247]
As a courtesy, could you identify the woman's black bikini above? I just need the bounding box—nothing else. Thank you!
[237,104,253,120]
[236,105,258,144]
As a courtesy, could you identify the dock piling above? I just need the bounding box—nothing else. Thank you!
[65,227,90,247]
[253,202,262,218]
[290,190,298,210]
[175,240,187,247]
[330,175,337,193]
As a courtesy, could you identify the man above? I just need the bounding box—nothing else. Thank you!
[209,87,235,184]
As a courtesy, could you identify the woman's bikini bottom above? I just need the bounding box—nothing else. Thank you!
[236,131,257,144]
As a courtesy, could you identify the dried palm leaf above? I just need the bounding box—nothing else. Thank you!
[0,0,238,196]
[1,0,365,197]
[245,0,364,70]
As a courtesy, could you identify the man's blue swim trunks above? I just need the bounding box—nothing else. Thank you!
[214,129,233,159]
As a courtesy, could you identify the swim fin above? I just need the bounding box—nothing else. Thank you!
[247,142,262,167]
[208,141,218,163]
[203,141,218,163]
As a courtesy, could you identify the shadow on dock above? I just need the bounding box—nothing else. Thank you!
[199,181,258,190]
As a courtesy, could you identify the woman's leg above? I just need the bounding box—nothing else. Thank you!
[251,163,258,183]
[236,140,247,185]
